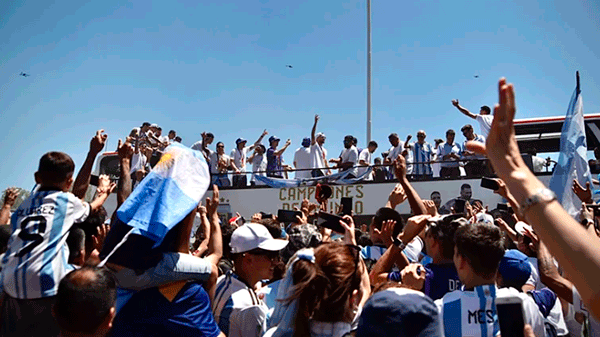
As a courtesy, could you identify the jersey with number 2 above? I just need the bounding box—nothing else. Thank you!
[1,190,90,299]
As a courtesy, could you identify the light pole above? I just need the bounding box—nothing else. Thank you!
[366,0,372,144]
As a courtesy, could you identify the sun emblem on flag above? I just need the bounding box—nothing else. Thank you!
[155,150,178,171]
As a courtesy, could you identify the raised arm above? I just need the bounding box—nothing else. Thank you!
[274,139,291,156]
[116,139,134,208]
[311,115,319,145]
[204,186,223,268]
[466,77,600,319]
[0,188,18,225]
[393,155,427,215]
[89,175,116,212]
[72,130,107,199]
[404,135,412,149]
[451,99,477,119]
[248,130,268,151]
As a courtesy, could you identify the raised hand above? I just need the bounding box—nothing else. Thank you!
[117,139,134,161]
[393,155,407,180]
[403,214,432,241]
[262,129,268,136]
[339,214,356,245]
[451,99,459,107]
[373,219,396,247]
[206,185,220,217]
[573,179,592,203]
[400,263,426,290]
[314,114,320,123]
[96,175,116,195]
[423,200,439,217]
[3,188,19,207]
[92,224,110,252]
[285,139,291,146]
[90,129,108,155]
[387,183,407,208]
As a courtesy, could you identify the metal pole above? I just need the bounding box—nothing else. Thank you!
[366,0,372,144]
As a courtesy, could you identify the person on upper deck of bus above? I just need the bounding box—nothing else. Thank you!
[437,129,461,178]
[210,142,240,187]
[406,130,436,180]
[294,137,312,179]
[329,135,359,179]
[452,99,493,139]
[460,124,488,177]
[266,136,291,179]
[230,130,268,188]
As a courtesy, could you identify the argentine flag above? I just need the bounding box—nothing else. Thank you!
[549,72,592,217]
[116,143,210,245]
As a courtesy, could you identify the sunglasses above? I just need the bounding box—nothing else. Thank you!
[247,249,280,262]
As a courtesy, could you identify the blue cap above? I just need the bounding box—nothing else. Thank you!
[236,138,247,145]
[357,288,442,337]
[269,136,280,143]
[302,137,311,147]
[498,249,531,289]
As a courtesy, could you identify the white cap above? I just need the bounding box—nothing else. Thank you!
[515,221,533,235]
[475,212,494,224]
[230,223,289,254]
[150,123,159,128]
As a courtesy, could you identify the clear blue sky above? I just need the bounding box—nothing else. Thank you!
[1,0,599,190]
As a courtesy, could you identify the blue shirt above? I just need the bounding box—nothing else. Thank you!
[111,282,221,337]
[266,147,282,176]
[438,142,462,168]
[388,263,461,301]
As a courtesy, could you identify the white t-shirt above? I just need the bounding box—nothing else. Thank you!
[531,156,547,173]
[310,143,328,175]
[130,152,147,174]
[251,153,267,185]
[525,257,569,335]
[293,147,312,179]
[436,285,547,337]
[572,287,600,337]
[340,146,359,177]
[231,147,250,172]
[1,190,90,299]
[213,271,269,337]
[209,152,232,175]
[476,114,494,138]
[357,148,372,179]
[388,143,404,163]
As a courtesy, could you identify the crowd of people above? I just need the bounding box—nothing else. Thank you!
[0,78,599,337]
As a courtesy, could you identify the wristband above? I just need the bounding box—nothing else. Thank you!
[393,236,406,251]
[521,188,557,215]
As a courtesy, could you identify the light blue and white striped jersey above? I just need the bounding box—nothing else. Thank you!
[212,271,268,337]
[360,237,424,263]
[1,190,89,299]
[435,285,547,337]
[413,142,435,176]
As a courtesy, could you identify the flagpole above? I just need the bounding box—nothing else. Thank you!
[366,0,372,144]
[576,71,580,95]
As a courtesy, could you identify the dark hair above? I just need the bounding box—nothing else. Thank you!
[0,225,11,255]
[461,184,471,190]
[352,137,358,145]
[37,152,75,186]
[221,222,237,258]
[157,127,162,131]
[287,243,363,337]
[454,222,505,278]
[446,129,455,136]
[67,227,86,264]
[216,141,224,147]
[372,207,404,236]
[55,267,116,334]
[257,144,266,152]
[169,130,176,135]
[368,141,378,148]
[481,106,491,114]
[460,124,473,132]
[206,132,215,138]
[258,218,282,239]
[388,133,398,139]
[142,122,151,127]
[430,191,441,197]
[174,136,182,142]
[426,217,466,259]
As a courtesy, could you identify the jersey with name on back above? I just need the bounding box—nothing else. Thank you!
[1,190,90,299]
[436,285,547,337]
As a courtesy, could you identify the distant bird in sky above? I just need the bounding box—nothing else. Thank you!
[285,65,293,68]
[19,72,30,77]
[474,75,479,78]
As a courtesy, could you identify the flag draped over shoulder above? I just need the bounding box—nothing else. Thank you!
[116,143,210,245]
[549,72,592,217]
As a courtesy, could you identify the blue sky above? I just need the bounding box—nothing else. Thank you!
[1,0,599,190]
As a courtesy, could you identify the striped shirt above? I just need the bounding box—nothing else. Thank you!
[436,285,547,337]
[1,190,90,299]
[412,142,435,176]
[212,271,268,337]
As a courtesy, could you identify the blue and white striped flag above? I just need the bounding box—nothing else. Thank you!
[116,143,210,245]
[549,72,592,217]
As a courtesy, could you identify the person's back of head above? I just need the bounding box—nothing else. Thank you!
[288,243,364,337]
[497,249,531,290]
[67,227,86,266]
[426,215,467,261]
[371,207,404,239]
[454,221,505,280]
[54,267,116,337]
[35,151,75,190]
[356,287,442,337]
